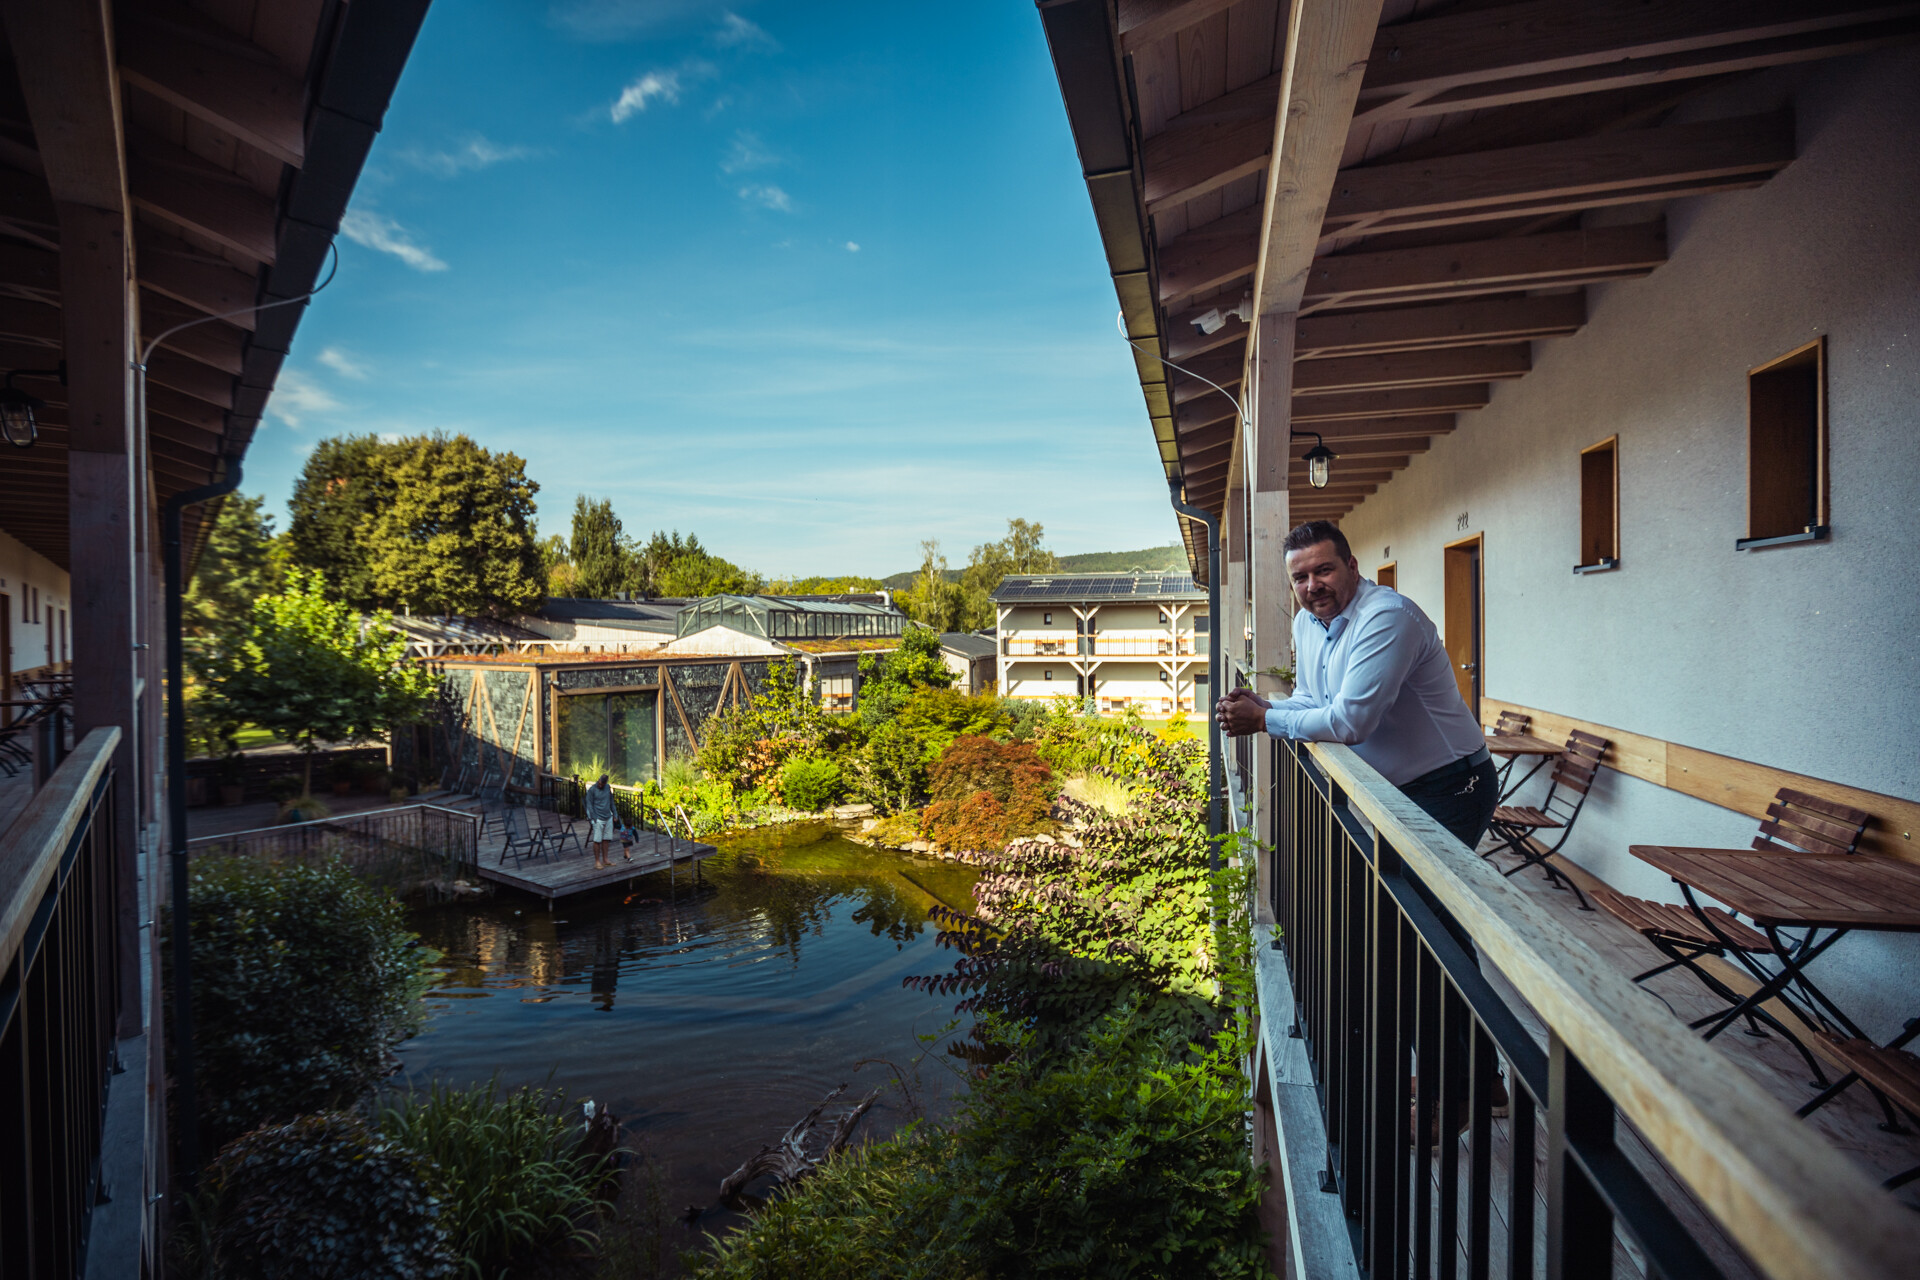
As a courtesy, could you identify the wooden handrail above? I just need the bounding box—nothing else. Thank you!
[0,727,119,970]
[1304,740,1920,1280]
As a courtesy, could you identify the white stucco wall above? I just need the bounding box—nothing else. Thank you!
[0,525,70,676]
[1333,48,1920,1038]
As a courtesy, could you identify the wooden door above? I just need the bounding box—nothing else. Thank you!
[1376,561,1397,590]
[1443,537,1482,718]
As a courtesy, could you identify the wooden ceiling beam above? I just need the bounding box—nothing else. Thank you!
[1294,435,1432,457]
[1143,72,1282,215]
[1306,414,1458,441]
[1158,204,1262,306]
[1291,465,1403,481]
[1117,0,1243,53]
[1173,371,1241,405]
[1293,343,1530,394]
[1358,0,1920,123]
[1303,221,1668,309]
[140,287,246,373]
[118,5,307,168]
[128,135,276,263]
[1296,293,1585,358]
[1292,385,1490,421]
[1324,113,1793,239]
[0,240,63,299]
[0,295,62,345]
[137,232,261,328]
[145,349,235,407]
[1174,394,1239,436]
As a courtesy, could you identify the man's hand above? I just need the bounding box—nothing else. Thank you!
[1214,687,1271,737]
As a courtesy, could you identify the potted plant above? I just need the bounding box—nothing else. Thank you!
[218,751,247,806]
[329,755,356,796]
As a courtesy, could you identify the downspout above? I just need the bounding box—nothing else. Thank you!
[1169,479,1224,865]
[160,452,242,1183]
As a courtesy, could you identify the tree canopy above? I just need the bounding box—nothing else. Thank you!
[205,569,437,783]
[362,434,545,616]
[568,495,628,598]
[286,435,393,607]
[899,520,1057,632]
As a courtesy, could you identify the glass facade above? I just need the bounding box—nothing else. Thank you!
[675,594,904,641]
[556,690,658,786]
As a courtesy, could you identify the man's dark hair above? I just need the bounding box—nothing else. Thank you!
[1283,520,1353,562]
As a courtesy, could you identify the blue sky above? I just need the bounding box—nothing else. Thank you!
[251,0,1177,578]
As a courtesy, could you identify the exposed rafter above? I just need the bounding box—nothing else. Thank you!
[1295,293,1585,358]
[1302,221,1668,311]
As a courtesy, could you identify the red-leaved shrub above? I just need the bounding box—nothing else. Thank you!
[921,735,1056,851]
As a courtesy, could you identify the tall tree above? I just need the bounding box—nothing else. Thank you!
[286,435,399,608]
[959,518,1058,631]
[185,492,281,641]
[569,495,629,598]
[901,539,967,630]
[207,570,438,788]
[655,548,765,598]
[365,434,545,616]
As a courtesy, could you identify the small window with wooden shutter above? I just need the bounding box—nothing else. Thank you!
[1575,436,1619,573]
[1740,337,1828,549]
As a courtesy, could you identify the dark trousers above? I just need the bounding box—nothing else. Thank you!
[1397,755,1502,963]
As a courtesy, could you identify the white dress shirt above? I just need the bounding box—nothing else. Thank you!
[1263,577,1486,786]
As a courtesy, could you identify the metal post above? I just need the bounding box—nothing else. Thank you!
[1168,481,1224,860]
[161,454,243,1182]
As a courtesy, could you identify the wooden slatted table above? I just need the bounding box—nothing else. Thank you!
[1483,732,1563,799]
[1631,845,1920,1044]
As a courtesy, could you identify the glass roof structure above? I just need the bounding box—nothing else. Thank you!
[676,595,906,641]
[991,574,1204,603]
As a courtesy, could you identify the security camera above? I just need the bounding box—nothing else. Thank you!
[1191,308,1225,335]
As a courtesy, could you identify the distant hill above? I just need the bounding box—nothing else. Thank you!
[879,545,1185,590]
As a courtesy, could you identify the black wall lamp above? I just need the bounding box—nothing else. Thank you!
[1293,430,1337,489]
[0,362,63,449]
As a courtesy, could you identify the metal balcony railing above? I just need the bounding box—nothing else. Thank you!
[0,728,122,1279]
[1263,737,1919,1279]
[1004,638,1080,657]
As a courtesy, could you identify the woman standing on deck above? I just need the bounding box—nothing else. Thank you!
[585,773,618,869]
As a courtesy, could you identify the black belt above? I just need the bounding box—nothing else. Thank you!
[1408,745,1492,788]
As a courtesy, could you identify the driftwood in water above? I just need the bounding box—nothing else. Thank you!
[718,1084,882,1202]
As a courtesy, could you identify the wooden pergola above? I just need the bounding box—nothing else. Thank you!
[1038,0,1918,571]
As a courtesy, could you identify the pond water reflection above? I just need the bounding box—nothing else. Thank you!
[396,822,975,1231]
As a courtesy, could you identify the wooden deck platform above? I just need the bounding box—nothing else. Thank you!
[474,821,717,901]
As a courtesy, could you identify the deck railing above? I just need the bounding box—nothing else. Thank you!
[0,728,122,1278]
[188,802,480,884]
[1267,736,1920,1280]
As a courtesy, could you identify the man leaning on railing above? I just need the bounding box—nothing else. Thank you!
[1215,521,1507,1113]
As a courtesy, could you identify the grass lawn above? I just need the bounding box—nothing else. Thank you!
[230,725,284,750]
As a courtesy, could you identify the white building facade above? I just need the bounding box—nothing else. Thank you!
[993,574,1208,717]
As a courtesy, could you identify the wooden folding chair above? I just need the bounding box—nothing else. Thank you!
[1481,730,1608,908]
[1488,710,1531,792]
[1797,1025,1920,1188]
[1750,787,1871,857]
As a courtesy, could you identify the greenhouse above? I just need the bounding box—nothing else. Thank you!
[675,593,904,642]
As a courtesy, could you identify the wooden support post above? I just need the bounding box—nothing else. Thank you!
[1249,312,1296,920]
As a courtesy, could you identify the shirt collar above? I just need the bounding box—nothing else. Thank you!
[1309,578,1372,641]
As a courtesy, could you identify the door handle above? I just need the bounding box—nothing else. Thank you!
[1460,663,1477,672]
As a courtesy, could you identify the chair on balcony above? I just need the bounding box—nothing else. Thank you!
[1480,730,1608,909]
[497,806,550,866]
[1487,709,1531,791]
[536,807,583,858]
[1796,1022,1920,1189]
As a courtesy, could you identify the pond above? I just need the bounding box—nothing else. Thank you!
[396,821,976,1239]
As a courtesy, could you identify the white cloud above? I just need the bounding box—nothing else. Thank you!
[268,371,342,429]
[339,210,448,272]
[317,347,369,380]
[715,13,775,49]
[845,241,860,252]
[721,129,778,173]
[398,135,536,177]
[610,70,681,122]
[551,0,713,41]
[738,183,792,212]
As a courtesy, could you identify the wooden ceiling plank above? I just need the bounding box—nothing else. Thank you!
[1303,221,1668,305]
[1293,435,1432,456]
[1143,71,1283,214]
[1118,0,1245,54]
[140,287,246,373]
[1158,203,1264,305]
[0,0,130,209]
[1293,342,1530,393]
[145,349,235,406]
[1307,413,1458,440]
[1292,385,1489,421]
[1324,113,1793,235]
[1360,0,1917,100]
[118,14,307,168]
[1296,292,1585,357]
[137,235,261,328]
[1167,305,1250,361]
[127,136,276,262]
[0,295,62,345]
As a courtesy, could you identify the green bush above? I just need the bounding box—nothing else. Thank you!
[379,1078,602,1277]
[843,720,929,815]
[779,756,844,811]
[177,856,431,1149]
[893,685,1011,758]
[696,1011,1271,1280]
[198,1112,454,1280]
[264,774,303,803]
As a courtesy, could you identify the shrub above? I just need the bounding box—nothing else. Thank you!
[893,685,1011,758]
[177,856,431,1149]
[379,1078,602,1277]
[264,774,303,803]
[1061,771,1133,815]
[779,756,843,811]
[198,1112,454,1280]
[695,1011,1270,1280]
[920,735,1055,851]
[843,720,929,815]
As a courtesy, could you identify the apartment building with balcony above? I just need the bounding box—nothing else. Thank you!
[992,573,1208,717]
